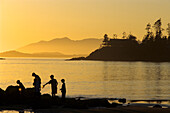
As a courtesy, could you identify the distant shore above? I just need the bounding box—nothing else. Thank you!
[69,56,170,62]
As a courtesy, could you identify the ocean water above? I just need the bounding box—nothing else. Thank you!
[0,58,170,100]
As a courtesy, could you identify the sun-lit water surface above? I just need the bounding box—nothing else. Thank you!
[0,58,170,100]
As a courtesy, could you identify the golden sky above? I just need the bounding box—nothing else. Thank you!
[0,0,170,52]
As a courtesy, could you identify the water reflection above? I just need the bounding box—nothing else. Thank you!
[0,58,170,100]
[100,61,170,99]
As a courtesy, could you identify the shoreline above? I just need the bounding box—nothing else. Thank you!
[0,96,170,112]
[1,104,170,113]
[69,56,170,62]
[32,106,170,113]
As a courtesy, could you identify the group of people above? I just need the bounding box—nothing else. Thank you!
[16,72,66,99]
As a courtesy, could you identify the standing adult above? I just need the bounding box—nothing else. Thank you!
[32,72,41,96]
[43,75,58,97]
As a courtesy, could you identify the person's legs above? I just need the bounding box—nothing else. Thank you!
[62,92,66,100]
[52,93,55,97]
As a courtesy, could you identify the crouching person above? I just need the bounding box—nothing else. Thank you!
[16,80,25,95]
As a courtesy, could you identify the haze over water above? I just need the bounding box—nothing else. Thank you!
[0,58,170,100]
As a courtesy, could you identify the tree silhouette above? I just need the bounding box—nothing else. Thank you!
[113,34,117,39]
[103,34,109,42]
[102,34,109,46]
[167,23,170,38]
[142,23,154,44]
[122,32,126,39]
[128,34,136,40]
[146,23,151,34]
[153,18,164,40]
[100,19,170,50]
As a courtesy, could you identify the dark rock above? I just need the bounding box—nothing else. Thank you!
[82,99,110,107]
[23,88,34,98]
[153,104,162,108]
[0,88,5,96]
[5,86,20,97]
[69,57,86,60]
[118,98,126,103]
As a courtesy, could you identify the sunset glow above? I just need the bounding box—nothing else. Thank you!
[0,1,170,111]
[0,0,170,52]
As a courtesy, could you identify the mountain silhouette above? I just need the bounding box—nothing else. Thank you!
[0,51,31,57]
[0,50,85,58]
[17,37,103,55]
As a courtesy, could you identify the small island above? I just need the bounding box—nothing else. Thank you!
[71,19,170,62]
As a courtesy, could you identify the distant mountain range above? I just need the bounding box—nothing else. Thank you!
[0,50,85,58]
[0,37,103,58]
[17,37,103,54]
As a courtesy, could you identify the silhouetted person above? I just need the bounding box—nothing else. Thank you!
[60,79,66,100]
[43,75,58,97]
[32,72,41,96]
[16,80,25,93]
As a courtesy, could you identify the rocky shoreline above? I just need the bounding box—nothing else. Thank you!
[0,87,124,111]
[0,87,170,113]
[0,83,170,113]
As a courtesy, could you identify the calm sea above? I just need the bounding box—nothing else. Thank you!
[0,58,170,100]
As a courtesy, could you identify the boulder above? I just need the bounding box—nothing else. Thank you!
[0,88,5,96]
[5,86,19,97]
[23,88,35,98]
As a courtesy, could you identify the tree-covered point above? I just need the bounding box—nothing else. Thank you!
[102,19,170,48]
[86,19,170,62]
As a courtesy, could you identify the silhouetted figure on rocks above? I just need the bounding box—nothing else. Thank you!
[32,72,41,96]
[16,80,25,94]
[43,75,58,97]
[60,79,66,100]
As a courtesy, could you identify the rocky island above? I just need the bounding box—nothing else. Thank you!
[71,19,170,62]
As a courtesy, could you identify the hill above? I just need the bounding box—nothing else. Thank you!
[17,37,103,55]
[85,38,170,62]
[0,50,85,58]
[71,38,170,62]
[0,51,31,57]
[71,19,170,62]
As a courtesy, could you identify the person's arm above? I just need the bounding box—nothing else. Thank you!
[60,84,63,91]
[56,80,58,86]
[33,79,36,86]
[43,81,50,88]
[20,83,25,90]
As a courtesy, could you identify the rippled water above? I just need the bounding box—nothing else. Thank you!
[0,58,170,100]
